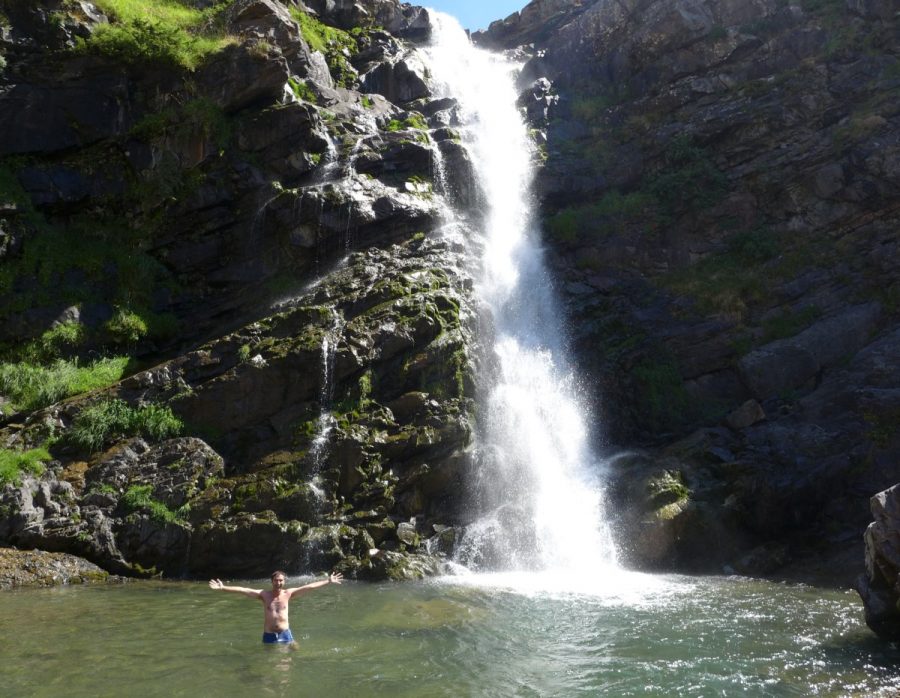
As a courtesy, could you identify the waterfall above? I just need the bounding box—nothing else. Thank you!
[309,308,344,475]
[425,12,617,575]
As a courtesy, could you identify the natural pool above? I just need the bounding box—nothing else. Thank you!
[1,570,898,697]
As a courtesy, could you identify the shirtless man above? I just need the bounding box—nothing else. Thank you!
[209,570,343,644]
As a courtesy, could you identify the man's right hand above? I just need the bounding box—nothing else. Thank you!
[209,579,224,590]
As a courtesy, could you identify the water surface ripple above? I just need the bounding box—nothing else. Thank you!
[2,574,898,697]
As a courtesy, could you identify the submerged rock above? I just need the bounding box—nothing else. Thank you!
[0,547,114,588]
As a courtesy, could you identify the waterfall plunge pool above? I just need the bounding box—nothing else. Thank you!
[2,571,897,697]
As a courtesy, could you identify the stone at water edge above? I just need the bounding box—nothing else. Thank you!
[856,483,900,641]
[0,547,115,588]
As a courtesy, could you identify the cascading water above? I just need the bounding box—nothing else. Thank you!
[309,309,345,482]
[425,12,617,577]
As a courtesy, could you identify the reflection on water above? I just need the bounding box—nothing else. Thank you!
[1,574,898,697]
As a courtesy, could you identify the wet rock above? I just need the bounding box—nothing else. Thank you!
[857,484,900,640]
[517,77,558,125]
[346,548,444,581]
[0,547,113,588]
[396,521,419,546]
[190,514,307,577]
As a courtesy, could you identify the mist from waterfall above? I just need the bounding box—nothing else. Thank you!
[425,12,618,576]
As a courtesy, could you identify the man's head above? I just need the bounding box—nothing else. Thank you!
[270,570,287,589]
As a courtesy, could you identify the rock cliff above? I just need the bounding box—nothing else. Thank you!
[2,0,899,607]
[0,0,480,581]
[477,0,900,587]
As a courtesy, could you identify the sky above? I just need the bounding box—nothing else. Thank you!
[424,1,528,32]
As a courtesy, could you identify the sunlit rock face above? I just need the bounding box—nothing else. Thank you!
[477,0,900,583]
[0,0,481,581]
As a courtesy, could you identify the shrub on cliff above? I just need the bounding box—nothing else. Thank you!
[77,0,237,70]
[0,447,50,486]
[289,7,358,87]
[0,357,130,414]
[121,484,187,524]
[66,399,183,453]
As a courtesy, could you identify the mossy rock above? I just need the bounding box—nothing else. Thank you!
[646,470,690,510]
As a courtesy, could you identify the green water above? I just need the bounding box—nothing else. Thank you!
[1,570,897,697]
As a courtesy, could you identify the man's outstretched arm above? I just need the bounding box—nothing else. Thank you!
[208,579,262,599]
[288,572,343,597]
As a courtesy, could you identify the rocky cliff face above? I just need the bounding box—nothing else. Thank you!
[0,0,482,580]
[3,0,899,599]
[478,0,900,584]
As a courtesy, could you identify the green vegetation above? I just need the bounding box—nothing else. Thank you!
[0,447,50,486]
[100,307,177,347]
[387,113,428,132]
[570,85,633,120]
[78,0,237,70]
[0,356,131,413]
[796,0,889,59]
[647,471,690,521]
[121,484,188,524]
[130,97,232,150]
[290,8,352,54]
[661,225,781,317]
[66,399,183,453]
[288,76,318,103]
[405,175,433,198]
[545,190,656,244]
[761,305,822,343]
[289,8,358,87]
[6,322,86,364]
[648,135,729,221]
[832,112,888,150]
[104,308,149,345]
[864,409,900,449]
[545,136,727,246]
[0,186,181,346]
[647,470,690,507]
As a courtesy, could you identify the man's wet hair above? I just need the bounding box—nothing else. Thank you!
[271,570,287,580]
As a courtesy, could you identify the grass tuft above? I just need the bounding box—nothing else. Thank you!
[0,356,131,413]
[0,447,50,486]
[121,484,187,523]
[66,399,183,453]
[78,0,237,70]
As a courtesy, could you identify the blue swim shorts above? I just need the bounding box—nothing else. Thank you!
[262,629,294,644]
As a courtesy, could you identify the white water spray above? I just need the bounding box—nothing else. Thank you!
[309,308,344,472]
[425,12,617,576]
